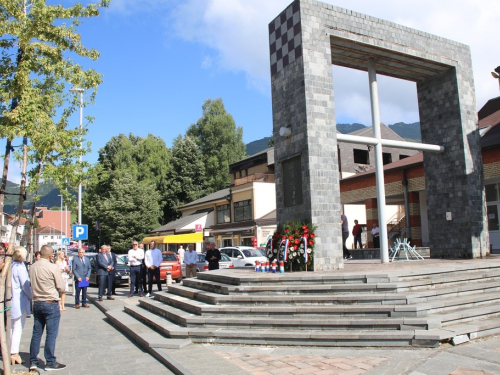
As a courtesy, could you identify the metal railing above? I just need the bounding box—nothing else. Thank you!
[233,173,275,186]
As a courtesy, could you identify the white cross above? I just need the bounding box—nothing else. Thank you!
[335,58,444,263]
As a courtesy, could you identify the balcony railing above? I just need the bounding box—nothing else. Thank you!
[233,173,275,186]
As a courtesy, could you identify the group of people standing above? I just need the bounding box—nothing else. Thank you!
[127,240,163,297]
[9,245,67,371]
[341,212,380,259]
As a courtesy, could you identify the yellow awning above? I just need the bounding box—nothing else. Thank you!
[142,232,203,244]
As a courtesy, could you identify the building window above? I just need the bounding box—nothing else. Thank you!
[487,205,499,231]
[399,154,410,160]
[241,237,252,246]
[486,184,498,202]
[222,238,232,247]
[217,204,231,224]
[353,149,369,164]
[382,152,392,165]
[234,200,252,222]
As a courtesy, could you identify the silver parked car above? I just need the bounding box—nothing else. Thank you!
[181,253,234,277]
[219,246,268,267]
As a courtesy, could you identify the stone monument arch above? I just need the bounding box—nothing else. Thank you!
[269,0,489,271]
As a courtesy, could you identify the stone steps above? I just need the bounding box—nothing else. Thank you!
[166,281,500,306]
[116,261,500,347]
[391,264,500,283]
[135,297,427,330]
[183,278,398,295]
[167,284,407,305]
[195,264,500,286]
[153,292,396,317]
[183,268,500,296]
[152,289,500,319]
[122,297,500,348]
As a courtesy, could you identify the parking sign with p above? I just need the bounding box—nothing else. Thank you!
[73,224,88,240]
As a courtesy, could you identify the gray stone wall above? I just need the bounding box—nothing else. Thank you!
[418,68,489,257]
[270,0,343,270]
[270,0,488,266]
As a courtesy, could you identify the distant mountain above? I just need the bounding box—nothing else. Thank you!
[244,122,421,156]
[336,123,366,134]
[246,137,272,156]
[388,122,421,142]
[3,180,66,214]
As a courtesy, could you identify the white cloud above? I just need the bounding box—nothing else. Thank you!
[167,0,499,124]
[201,55,213,70]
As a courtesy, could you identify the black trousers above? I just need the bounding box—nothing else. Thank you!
[342,231,351,258]
[147,267,162,294]
[140,263,148,292]
[109,270,116,293]
[130,266,143,294]
[373,236,380,248]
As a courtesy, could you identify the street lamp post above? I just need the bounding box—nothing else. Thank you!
[70,87,84,249]
[52,223,55,246]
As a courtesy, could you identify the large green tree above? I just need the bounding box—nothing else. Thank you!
[164,135,206,222]
[83,133,170,247]
[0,0,109,372]
[187,98,245,193]
[88,171,160,251]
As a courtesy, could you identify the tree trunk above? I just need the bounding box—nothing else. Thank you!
[0,137,28,375]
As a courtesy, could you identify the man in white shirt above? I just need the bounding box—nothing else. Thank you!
[128,241,144,297]
[145,240,163,297]
[371,222,380,248]
[178,245,185,264]
[184,244,198,278]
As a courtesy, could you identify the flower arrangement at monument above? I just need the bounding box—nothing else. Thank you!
[265,221,316,271]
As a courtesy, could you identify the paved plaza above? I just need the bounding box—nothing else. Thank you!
[3,258,500,375]
[3,283,172,375]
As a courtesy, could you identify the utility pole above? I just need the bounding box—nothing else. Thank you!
[70,87,84,249]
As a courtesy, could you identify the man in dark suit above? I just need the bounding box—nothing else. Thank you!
[72,248,91,309]
[97,245,115,301]
[205,241,221,270]
[106,245,118,295]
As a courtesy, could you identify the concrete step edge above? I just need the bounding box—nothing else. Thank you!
[105,308,193,375]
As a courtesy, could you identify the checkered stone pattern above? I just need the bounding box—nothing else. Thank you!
[269,0,302,77]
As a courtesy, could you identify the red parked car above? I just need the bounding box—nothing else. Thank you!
[159,251,182,283]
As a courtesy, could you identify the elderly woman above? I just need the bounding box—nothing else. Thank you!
[55,251,69,311]
[11,246,32,365]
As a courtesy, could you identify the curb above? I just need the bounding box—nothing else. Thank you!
[88,295,193,375]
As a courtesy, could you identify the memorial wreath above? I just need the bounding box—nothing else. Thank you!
[265,221,316,271]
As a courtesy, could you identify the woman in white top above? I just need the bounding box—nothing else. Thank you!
[56,251,69,311]
[11,246,33,365]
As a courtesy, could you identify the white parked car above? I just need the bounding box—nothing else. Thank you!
[219,246,268,267]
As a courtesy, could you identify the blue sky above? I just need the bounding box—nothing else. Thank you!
[3,0,500,181]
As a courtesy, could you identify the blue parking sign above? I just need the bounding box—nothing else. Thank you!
[72,225,88,240]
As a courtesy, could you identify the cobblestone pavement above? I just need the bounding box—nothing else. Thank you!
[201,334,500,375]
[3,285,172,375]
[216,352,388,375]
